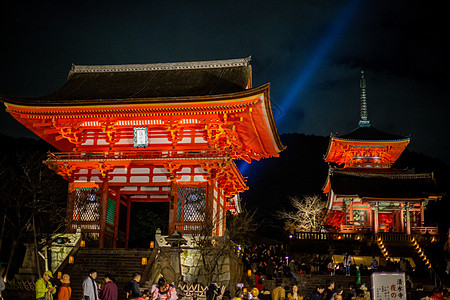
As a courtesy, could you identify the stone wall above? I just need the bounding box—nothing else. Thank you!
[149,232,243,290]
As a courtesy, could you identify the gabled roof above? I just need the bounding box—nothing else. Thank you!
[1,57,252,106]
[323,167,440,199]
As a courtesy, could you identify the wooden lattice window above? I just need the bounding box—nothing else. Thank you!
[353,210,367,226]
[176,186,206,222]
[73,188,100,222]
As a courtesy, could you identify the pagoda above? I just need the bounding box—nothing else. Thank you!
[323,71,441,235]
[1,57,284,248]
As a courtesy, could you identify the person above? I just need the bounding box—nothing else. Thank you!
[82,269,99,300]
[0,275,5,300]
[343,253,351,276]
[369,256,378,271]
[287,285,303,300]
[430,287,444,300]
[36,270,57,300]
[343,283,355,300]
[309,286,324,300]
[289,259,297,285]
[442,289,450,300]
[58,274,72,300]
[150,277,178,300]
[326,259,335,276]
[232,290,244,300]
[271,280,285,300]
[330,286,343,300]
[125,272,144,299]
[99,273,118,300]
[251,288,260,300]
[206,283,220,300]
[255,272,263,291]
[312,254,321,274]
[321,280,334,300]
[399,257,408,273]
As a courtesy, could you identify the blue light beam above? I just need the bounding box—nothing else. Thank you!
[239,0,360,176]
[276,0,361,126]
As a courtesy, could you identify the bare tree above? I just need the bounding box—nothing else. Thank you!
[277,195,327,232]
[190,207,256,285]
[0,150,67,279]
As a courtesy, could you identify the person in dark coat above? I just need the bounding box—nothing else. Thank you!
[321,280,334,300]
[124,272,143,299]
[309,286,324,300]
[206,283,220,300]
[99,273,118,300]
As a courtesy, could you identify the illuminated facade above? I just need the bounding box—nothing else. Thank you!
[323,71,441,235]
[1,57,284,247]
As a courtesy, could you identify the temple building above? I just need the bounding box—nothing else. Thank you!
[1,57,284,248]
[322,71,441,235]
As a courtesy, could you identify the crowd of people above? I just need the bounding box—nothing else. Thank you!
[33,269,177,300]
[24,242,448,300]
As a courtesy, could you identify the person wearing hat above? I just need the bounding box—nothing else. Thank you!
[58,274,72,300]
[36,270,57,300]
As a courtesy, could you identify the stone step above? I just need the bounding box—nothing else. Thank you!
[59,248,151,300]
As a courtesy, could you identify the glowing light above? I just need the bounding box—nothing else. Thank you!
[277,0,361,128]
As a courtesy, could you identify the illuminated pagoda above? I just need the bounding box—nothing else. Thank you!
[323,71,441,235]
[1,57,284,248]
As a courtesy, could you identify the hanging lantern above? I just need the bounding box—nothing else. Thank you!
[247,270,251,277]
[80,240,86,247]
[142,257,148,265]
[68,256,74,264]
[150,241,155,249]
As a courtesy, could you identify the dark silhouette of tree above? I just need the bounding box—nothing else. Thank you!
[0,149,67,279]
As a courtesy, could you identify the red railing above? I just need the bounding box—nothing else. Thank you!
[46,149,232,161]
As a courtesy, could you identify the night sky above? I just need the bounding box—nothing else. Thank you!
[1,1,449,165]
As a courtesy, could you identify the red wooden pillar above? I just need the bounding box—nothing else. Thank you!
[113,192,120,248]
[125,197,132,249]
[66,182,76,232]
[168,182,177,234]
[99,180,109,248]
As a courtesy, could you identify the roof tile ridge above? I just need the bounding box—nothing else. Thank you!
[70,57,252,74]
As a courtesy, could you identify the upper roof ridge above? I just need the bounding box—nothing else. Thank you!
[69,57,252,75]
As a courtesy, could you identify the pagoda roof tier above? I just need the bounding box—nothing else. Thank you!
[3,57,252,104]
[323,167,441,200]
[324,125,410,167]
[1,58,285,160]
[332,125,409,142]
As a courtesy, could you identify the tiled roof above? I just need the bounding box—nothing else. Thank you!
[1,57,252,106]
[332,125,409,142]
[328,167,438,199]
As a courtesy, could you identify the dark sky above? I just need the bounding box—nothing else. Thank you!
[1,1,449,164]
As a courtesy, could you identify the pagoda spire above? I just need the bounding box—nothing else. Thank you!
[359,70,370,127]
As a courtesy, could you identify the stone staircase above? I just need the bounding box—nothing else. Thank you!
[59,248,152,299]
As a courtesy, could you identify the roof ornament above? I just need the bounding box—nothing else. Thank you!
[359,70,371,127]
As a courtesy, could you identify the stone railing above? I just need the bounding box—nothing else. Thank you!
[5,279,35,291]
[177,283,225,298]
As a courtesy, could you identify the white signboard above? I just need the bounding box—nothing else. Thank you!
[134,127,148,148]
[371,272,406,300]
